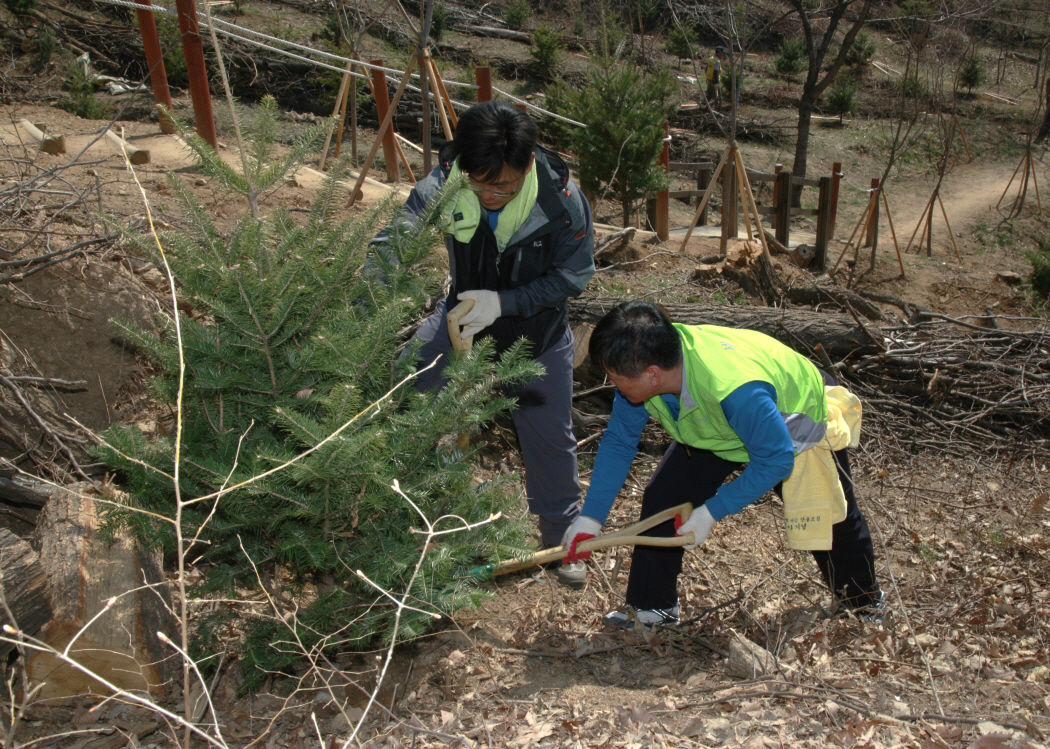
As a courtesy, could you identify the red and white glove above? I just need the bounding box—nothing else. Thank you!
[675,504,716,551]
[561,516,603,562]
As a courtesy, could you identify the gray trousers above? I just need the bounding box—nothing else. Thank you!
[407,298,582,545]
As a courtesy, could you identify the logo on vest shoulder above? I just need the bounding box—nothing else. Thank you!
[454,212,464,221]
[720,340,735,350]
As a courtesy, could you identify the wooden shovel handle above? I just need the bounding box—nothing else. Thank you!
[490,502,696,577]
[446,299,475,352]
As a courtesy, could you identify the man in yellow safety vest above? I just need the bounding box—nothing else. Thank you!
[705,45,725,106]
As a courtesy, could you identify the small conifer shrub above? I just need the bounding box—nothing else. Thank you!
[775,39,807,75]
[99,98,538,689]
[959,56,985,94]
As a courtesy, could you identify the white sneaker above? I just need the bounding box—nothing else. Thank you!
[603,602,680,629]
[556,560,587,590]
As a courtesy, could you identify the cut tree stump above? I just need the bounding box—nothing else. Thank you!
[571,322,594,370]
[27,484,178,700]
[0,528,52,660]
[569,298,880,360]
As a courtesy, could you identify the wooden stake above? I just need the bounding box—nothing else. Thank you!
[426,52,459,129]
[678,147,730,251]
[393,137,416,183]
[882,190,905,277]
[319,60,355,169]
[924,198,933,256]
[424,53,454,141]
[955,114,973,162]
[334,57,365,160]
[347,53,418,207]
[350,58,360,165]
[996,150,1028,211]
[828,191,878,277]
[735,156,769,257]
[903,191,936,255]
[936,192,961,262]
[1032,151,1042,213]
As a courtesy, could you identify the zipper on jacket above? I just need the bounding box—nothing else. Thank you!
[511,247,523,282]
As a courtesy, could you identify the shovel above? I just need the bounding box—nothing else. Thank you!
[446,298,475,452]
[465,502,697,580]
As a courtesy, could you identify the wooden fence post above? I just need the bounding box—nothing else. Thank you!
[775,170,792,246]
[772,163,782,208]
[132,0,175,134]
[475,66,492,102]
[866,178,879,249]
[697,165,710,226]
[829,161,842,240]
[814,175,831,272]
[173,0,216,147]
[370,59,400,183]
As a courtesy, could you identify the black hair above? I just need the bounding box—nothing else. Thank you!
[588,301,682,378]
[448,101,538,182]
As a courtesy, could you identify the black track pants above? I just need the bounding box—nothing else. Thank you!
[624,441,880,611]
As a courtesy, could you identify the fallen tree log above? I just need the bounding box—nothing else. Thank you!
[0,464,55,536]
[568,298,881,361]
[27,484,178,700]
[453,25,532,42]
[0,528,51,660]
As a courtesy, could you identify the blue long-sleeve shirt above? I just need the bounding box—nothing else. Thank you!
[582,381,796,524]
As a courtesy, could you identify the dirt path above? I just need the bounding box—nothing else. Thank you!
[884,158,1034,241]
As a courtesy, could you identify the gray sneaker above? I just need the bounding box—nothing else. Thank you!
[555,560,588,590]
[603,602,680,629]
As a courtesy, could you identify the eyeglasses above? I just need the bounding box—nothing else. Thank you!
[464,171,525,198]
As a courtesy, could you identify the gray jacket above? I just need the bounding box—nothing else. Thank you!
[383,145,595,357]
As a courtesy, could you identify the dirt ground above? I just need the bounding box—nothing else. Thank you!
[2,2,1050,746]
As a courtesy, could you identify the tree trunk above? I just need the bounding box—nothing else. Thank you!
[791,93,816,206]
[27,485,179,701]
[622,195,631,228]
[568,298,880,360]
[0,529,51,660]
[1037,76,1050,144]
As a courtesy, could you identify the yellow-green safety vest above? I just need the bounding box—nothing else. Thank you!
[643,324,828,463]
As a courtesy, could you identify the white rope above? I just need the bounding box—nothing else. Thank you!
[836,172,878,193]
[490,86,585,127]
[90,0,584,126]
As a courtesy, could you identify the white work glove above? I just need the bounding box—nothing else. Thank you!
[675,504,716,551]
[561,515,603,563]
[456,290,501,338]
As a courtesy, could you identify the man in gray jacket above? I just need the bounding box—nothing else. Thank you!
[376,101,596,587]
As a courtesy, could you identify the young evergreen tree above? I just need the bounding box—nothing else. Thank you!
[958,57,985,96]
[550,57,676,227]
[824,71,857,122]
[98,97,539,689]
